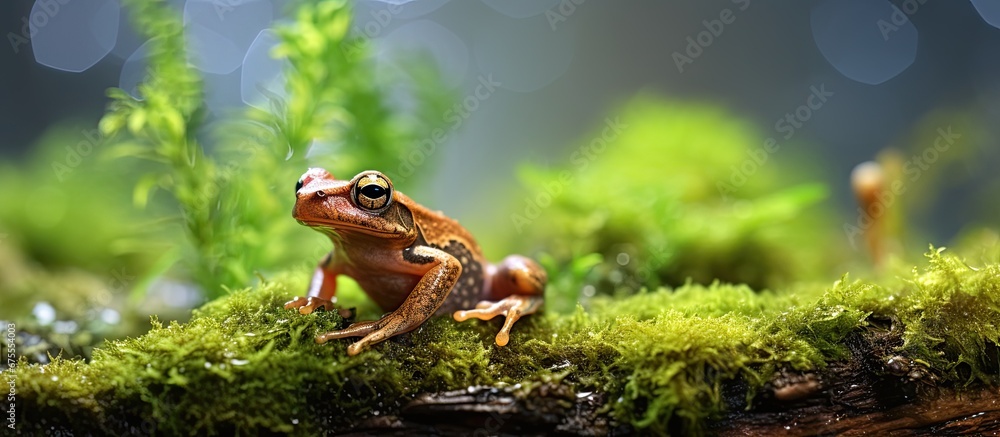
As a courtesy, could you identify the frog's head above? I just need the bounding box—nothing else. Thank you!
[293,168,414,240]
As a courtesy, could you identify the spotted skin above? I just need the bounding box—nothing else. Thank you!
[436,240,484,314]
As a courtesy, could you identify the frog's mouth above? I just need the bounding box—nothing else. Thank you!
[298,218,402,238]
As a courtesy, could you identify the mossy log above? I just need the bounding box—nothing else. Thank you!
[294,326,1000,436]
[10,251,1000,435]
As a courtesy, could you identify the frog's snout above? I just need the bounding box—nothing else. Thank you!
[297,168,335,194]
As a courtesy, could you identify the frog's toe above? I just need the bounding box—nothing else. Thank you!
[315,320,380,344]
[453,295,542,347]
[453,301,505,322]
[319,314,418,356]
[285,296,335,315]
[283,296,308,310]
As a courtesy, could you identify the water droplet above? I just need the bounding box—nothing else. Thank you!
[32,302,56,326]
[100,308,121,325]
[53,320,78,334]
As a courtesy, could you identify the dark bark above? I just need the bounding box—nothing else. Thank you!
[336,326,1000,436]
[337,376,999,436]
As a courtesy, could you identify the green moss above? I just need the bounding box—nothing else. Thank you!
[506,97,848,297]
[14,249,1000,434]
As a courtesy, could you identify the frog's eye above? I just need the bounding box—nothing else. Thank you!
[353,173,392,211]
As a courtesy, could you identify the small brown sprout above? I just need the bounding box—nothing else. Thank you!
[851,161,888,268]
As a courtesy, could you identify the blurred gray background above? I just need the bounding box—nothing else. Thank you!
[1,0,998,242]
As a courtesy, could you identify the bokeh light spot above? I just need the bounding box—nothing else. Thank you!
[375,20,468,89]
[474,15,575,92]
[241,29,288,110]
[480,0,561,19]
[970,0,1000,29]
[203,70,244,115]
[184,22,244,75]
[810,0,917,85]
[119,39,153,98]
[183,0,273,74]
[382,0,450,20]
[30,0,119,72]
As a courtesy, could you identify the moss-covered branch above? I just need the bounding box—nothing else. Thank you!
[13,249,999,434]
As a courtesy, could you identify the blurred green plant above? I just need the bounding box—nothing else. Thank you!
[97,0,452,299]
[510,96,846,304]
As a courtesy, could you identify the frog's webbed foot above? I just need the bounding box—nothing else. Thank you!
[315,313,414,356]
[284,296,336,315]
[453,295,542,347]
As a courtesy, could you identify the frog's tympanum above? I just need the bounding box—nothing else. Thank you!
[285,168,547,356]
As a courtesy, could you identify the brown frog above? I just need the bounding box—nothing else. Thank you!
[284,168,547,356]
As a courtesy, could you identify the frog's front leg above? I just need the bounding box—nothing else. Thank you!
[284,252,340,314]
[316,246,461,356]
[453,255,546,346]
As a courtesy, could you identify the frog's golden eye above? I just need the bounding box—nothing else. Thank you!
[353,173,392,211]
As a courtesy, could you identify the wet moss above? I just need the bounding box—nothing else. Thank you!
[14,249,1000,434]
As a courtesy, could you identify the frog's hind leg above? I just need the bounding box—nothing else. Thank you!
[453,255,547,347]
